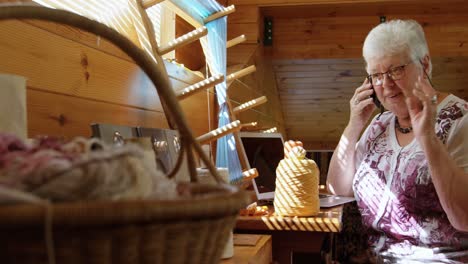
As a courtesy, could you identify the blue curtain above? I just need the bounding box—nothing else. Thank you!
[170,0,243,183]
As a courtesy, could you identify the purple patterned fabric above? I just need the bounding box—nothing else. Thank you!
[353,95,468,262]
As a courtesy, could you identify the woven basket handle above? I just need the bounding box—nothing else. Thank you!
[0,4,223,184]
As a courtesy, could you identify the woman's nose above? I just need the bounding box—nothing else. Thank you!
[382,73,395,88]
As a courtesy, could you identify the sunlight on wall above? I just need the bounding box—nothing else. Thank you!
[32,0,174,61]
[33,0,136,40]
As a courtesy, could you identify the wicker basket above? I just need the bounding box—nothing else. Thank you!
[0,4,248,264]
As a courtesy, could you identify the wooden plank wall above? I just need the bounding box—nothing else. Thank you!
[0,19,209,139]
[269,14,468,59]
[228,47,287,135]
[271,11,468,149]
[276,57,468,147]
[228,0,465,6]
[225,3,288,136]
[276,59,365,148]
[224,1,468,149]
[175,16,205,71]
[227,4,259,67]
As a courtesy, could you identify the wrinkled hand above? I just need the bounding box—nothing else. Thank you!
[349,78,376,130]
[405,74,438,139]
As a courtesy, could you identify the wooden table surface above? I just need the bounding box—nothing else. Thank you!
[236,204,343,232]
[235,204,344,263]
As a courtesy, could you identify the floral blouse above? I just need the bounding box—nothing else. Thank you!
[353,94,468,263]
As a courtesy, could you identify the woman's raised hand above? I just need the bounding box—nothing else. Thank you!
[349,78,376,130]
[406,74,438,140]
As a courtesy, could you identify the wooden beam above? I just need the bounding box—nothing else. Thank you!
[227,34,247,48]
[158,26,207,55]
[130,0,160,57]
[233,96,267,114]
[261,1,468,18]
[164,1,202,28]
[141,0,165,9]
[204,5,236,24]
[229,5,259,23]
[228,0,431,6]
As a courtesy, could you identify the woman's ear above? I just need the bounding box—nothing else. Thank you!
[419,55,435,88]
[419,55,431,76]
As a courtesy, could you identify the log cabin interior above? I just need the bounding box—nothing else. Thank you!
[0,0,467,263]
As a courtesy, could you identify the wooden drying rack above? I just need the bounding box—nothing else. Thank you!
[133,0,269,185]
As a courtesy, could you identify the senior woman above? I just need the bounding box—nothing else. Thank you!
[327,19,468,263]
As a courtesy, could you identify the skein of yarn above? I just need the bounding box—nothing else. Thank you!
[0,134,178,202]
[274,140,320,216]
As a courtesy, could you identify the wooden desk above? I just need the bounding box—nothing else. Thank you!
[235,205,343,264]
[221,234,272,264]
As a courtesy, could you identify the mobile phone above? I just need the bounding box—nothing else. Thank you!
[367,76,381,108]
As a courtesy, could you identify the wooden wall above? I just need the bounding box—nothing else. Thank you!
[263,4,468,59]
[225,0,468,149]
[270,10,468,149]
[0,19,209,139]
[226,3,288,136]
[175,15,205,71]
[228,47,287,136]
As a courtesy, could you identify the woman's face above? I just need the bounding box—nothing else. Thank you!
[367,54,422,117]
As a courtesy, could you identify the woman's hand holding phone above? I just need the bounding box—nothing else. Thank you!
[368,76,382,108]
[349,78,377,131]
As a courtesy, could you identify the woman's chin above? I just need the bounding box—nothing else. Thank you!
[384,102,408,116]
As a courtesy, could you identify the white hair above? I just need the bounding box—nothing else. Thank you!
[363,19,432,75]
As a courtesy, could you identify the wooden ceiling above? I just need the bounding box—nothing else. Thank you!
[226,0,468,149]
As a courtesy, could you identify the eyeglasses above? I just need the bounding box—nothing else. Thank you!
[368,61,413,86]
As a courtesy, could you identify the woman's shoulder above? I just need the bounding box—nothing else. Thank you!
[439,94,468,119]
[437,94,467,144]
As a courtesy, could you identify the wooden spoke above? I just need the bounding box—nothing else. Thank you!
[158,26,207,55]
[233,96,267,114]
[197,120,241,144]
[176,74,224,100]
[204,5,235,24]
